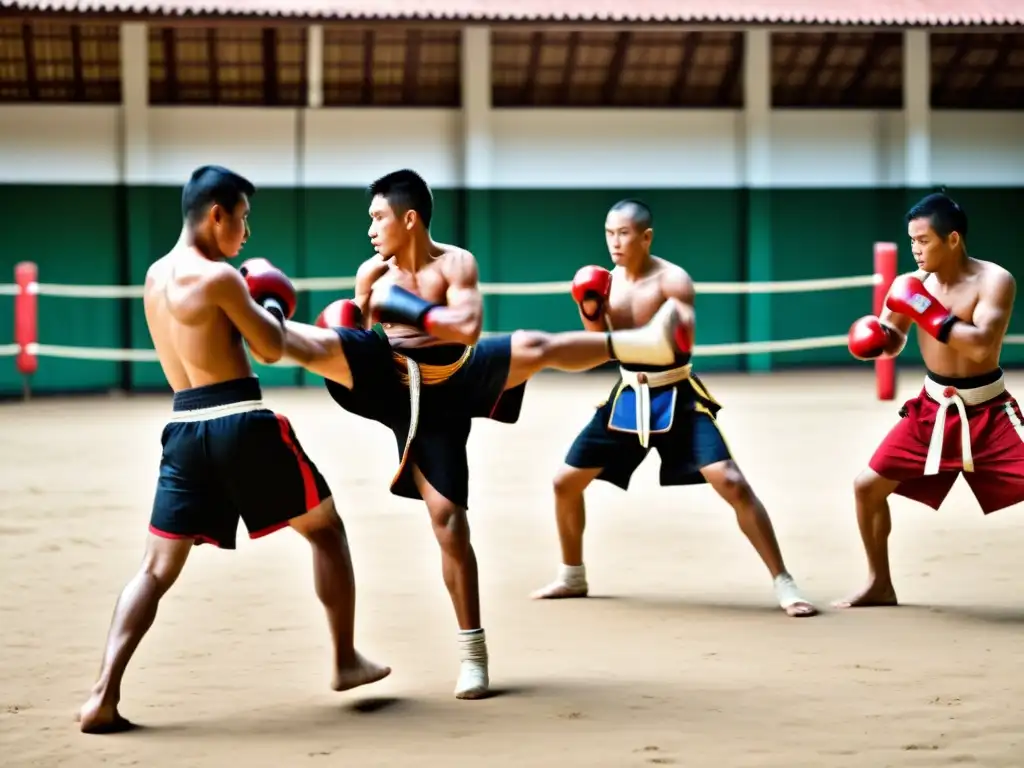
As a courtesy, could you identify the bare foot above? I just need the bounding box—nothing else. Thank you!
[77,693,136,734]
[832,580,898,609]
[530,581,588,599]
[783,600,819,618]
[332,652,392,692]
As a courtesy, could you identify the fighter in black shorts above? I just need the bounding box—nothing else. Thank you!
[263,170,693,699]
[77,165,389,735]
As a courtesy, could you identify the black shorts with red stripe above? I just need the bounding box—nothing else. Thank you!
[149,376,331,549]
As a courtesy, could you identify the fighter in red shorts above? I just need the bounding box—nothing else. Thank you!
[837,192,1019,608]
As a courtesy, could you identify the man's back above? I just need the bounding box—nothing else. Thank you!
[144,246,253,392]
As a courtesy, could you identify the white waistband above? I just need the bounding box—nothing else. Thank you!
[921,374,1005,475]
[617,363,692,448]
[168,399,267,422]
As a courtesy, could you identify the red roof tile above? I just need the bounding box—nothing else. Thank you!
[2,0,1023,26]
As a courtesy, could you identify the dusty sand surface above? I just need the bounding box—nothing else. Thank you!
[3,368,1024,767]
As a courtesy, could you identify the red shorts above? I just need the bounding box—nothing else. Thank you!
[869,374,1024,514]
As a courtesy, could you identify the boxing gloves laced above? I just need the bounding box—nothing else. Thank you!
[571,265,612,322]
[848,275,958,361]
[239,258,297,326]
[885,275,960,343]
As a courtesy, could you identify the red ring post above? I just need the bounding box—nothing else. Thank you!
[874,243,897,401]
[15,262,38,396]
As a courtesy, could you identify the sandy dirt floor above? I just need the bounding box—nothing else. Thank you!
[3,367,1024,767]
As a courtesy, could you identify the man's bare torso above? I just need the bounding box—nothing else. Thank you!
[364,242,470,350]
[916,259,1008,378]
[144,246,253,391]
[605,256,681,331]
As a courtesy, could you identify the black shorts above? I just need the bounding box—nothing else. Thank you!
[564,373,732,491]
[324,327,527,509]
[149,377,332,550]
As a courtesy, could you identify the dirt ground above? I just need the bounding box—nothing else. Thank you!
[3,368,1024,767]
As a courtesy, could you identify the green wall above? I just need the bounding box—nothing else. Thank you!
[2,184,1023,396]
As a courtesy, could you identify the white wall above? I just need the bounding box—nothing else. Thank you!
[0,104,1022,190]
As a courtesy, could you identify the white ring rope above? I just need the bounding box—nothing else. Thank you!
[0,271,929,363]
[0,273,881,300]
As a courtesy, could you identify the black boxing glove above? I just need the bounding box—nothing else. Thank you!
[370,284,440,333]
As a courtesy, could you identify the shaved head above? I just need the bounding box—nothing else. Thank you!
[608,198,653,232]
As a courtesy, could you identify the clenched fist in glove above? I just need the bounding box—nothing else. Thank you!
[885,275,959,343]
[239,258,297,325]
[316,299,363,330]
[848,316,892,360]
[571,265,612,322]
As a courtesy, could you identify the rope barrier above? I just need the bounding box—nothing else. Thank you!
[0,273,880,300]
[0,335,858,361]
[0,254,907,400]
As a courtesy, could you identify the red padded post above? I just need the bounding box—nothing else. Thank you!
[15,262,38,383]
[874,243,897,401]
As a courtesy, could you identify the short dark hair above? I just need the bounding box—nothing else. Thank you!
[906,192,968,242]
[609,198,653,231]
[181,165,255,225]
[368,169,433,229]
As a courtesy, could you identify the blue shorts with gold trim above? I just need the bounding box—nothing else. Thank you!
[564,371,731,490]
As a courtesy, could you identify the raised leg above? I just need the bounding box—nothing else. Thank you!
[833,468,901,608]
[412,465,488,699]
[78,534,193,733]
[701,460,818,617]
[531,465,601,599]
[503,301,689,391]
[288,498,391,691]
[504,330,613,391]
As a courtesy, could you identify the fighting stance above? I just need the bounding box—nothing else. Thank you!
[838,192,1019,608]
[531,199,818,618]
[77,166,389,734]
[266,170,693,699]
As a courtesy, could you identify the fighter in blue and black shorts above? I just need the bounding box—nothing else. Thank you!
[150,376,332,549]
[565,365,731,490]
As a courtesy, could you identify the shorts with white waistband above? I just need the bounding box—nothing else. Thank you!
[323,326,527,509]
[869,368,1024,514]
[564,371,731,491]
[149,376,331,549]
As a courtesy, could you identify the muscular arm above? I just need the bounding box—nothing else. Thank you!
[660,267,697,328]
[946,270,1016,363]
[428,250,483,346]
[211,267,285,363]
[278,320,353,388]
[353,256,390,325]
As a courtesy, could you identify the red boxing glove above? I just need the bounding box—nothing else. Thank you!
[885,275,959,343]
[316,299,363,330]
[571,265,612,322]
[239,258,297,324]
[848,315,890,360]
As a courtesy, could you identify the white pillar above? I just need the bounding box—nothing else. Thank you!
[119,22,148,185]
[904,30,931,188]
[461,26,491,189]
[741,29,774,372]
[307,25,323,109]
[741,29,771,189]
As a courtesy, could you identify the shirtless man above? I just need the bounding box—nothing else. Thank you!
[262,169,692,699]
[837,191,1020,608]
[531,199,818,618]
[77,165,389,734]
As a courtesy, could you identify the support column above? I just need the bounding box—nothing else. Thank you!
[119,22,152,389]
[904,30,931,193]
[741,29,773,373]
[460,26,496,330]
